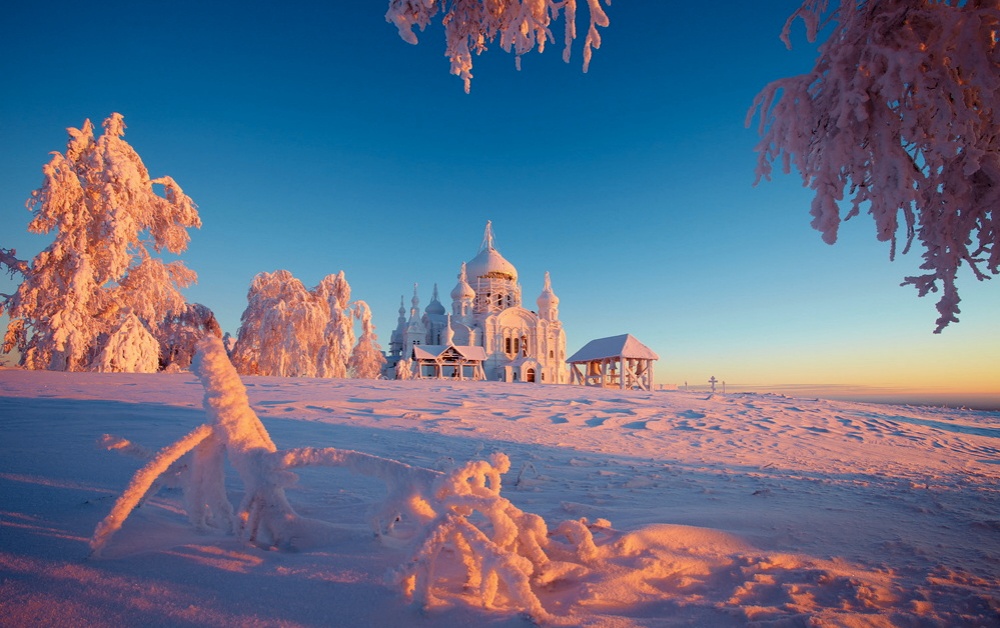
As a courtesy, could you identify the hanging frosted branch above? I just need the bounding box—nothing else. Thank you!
[386,0,611,92]
[749,0,1000,332]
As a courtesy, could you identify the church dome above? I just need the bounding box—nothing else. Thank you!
[536,271,559,310]
[451,263,476,300]
[467,221,517,281]
[425,284,446,316]
[467,247,518,282]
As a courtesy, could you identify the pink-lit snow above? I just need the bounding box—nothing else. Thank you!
[1,368,997,626]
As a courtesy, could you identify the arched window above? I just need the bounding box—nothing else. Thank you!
[525,368,536,383]
[520,334,528,357]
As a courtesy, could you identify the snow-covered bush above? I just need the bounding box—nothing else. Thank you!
[750,0,1000,331]
[91,335,605,621]
[385,0,610,92]
[2,114,202,369]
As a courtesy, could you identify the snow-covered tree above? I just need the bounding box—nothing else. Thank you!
[91,310,160,373]
[386,0,610,92]
[316,271,354,378]
[395,357,414,380]
[2,114,202,369]
[749,1,1000,332]
[157,302,222,371]
[347,301,387,379]
[231,270,361,378]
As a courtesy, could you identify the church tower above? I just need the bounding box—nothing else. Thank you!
[467,221,522,314]
[450,262,475,322]
[403,284,427,349]
[536,271,560,321]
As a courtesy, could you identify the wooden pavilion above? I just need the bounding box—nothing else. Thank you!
[566,334,659,391]
[410,344,487,381]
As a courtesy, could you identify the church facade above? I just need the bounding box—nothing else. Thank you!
[387,222,569,384]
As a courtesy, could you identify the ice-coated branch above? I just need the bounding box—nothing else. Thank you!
[191,334,314,548]
[90,423,212,556]
[385,0,611,92]
[749,0,1000,332]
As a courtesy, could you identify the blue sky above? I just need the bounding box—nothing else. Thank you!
[2,2,998,405]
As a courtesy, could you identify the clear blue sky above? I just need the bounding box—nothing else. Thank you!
[2,1,998,406]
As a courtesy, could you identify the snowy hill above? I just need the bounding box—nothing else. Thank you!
[1,369,997,626]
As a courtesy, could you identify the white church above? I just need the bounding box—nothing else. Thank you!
[387,222,569,384]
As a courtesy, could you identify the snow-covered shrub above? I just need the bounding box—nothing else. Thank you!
[91,335,605,621]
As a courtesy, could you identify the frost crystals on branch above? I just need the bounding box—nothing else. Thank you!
[749,1,1000,332]
[385,0,610,92]
[92,335,606,622]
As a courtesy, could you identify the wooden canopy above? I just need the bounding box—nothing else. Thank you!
[566,334,659,391]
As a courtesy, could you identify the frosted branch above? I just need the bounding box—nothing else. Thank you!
[385,0,612,92]
[749,0,1000,331]
[90,423,212,556]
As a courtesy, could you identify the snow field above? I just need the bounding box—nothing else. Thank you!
[1,363,998,626]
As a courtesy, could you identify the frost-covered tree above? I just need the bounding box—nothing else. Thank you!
[395,357,414,380]
[316,271,354,378]
[231,270,360,378]
[2,114,202,369]
[92,310,161,373]
[386,0,610,92]
[347,301,387,379]
[750,1,1000,332]
[157,303,222,371]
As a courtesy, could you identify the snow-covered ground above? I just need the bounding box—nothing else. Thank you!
[1,368,997,626]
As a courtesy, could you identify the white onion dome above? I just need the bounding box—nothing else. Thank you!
[467,220,518,281]
[467,247,518,281]
[536,271,559,309]
[451,262,476,300]
[425,283,446,316]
